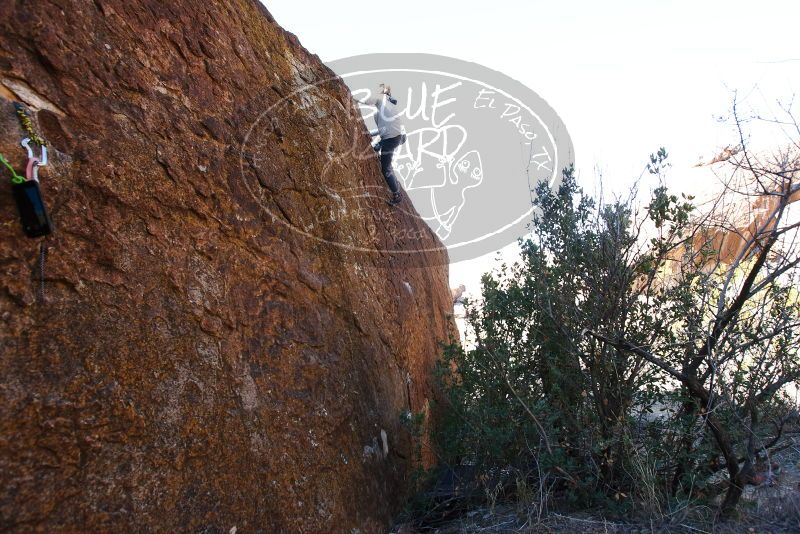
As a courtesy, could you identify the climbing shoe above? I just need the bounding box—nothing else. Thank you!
[388,191,402,206]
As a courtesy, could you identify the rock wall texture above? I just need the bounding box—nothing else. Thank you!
[0,1,455,532]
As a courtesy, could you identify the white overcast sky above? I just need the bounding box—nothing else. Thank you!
[262,0,800,291]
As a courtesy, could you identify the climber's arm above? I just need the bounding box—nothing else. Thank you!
[352,93,379,107]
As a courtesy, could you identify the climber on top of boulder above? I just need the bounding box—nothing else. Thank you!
[353,83,406,206]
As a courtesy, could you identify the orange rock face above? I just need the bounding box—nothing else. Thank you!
[0,1,455,532]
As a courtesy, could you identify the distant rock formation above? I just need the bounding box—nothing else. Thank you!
[0,1,455,532]
[694,144,741,167]
[672,152,800,272]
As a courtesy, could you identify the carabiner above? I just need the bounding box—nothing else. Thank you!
[21,137,47,166]
[21,137,47,181]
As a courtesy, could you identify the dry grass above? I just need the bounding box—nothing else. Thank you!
[393,442,800,534]
[394,504,799,533]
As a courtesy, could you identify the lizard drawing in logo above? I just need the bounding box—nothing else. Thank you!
[394,126,484,240]
[427,149,483,239]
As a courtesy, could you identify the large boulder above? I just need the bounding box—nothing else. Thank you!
[0,1,455,532]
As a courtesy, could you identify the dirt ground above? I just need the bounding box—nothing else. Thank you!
[393,440,800,534]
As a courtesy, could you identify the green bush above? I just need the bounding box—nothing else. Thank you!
[429,149,800,522]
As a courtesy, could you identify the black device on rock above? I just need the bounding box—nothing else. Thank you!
[13,180,53,237]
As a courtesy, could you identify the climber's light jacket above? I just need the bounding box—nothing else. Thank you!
[360,93,405,140]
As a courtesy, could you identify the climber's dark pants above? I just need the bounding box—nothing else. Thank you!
[375,134,402,193]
